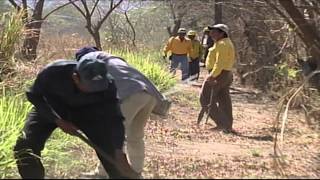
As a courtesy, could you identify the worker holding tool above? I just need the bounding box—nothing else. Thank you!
[187,30,203,81]
[199,24,236,133]
[74,46,171,178]
[13,58,138,179]
[163,28,192,81]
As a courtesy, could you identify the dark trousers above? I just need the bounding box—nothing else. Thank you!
[200,71,233,129]
[189,58,200,80]
[13,109,123,179]
[202,48,210,65]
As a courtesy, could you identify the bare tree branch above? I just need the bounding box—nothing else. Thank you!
[30,0,45,24]
[8,0,29,22]
[263,0,305,42]
[169,0,176,21]
[43,0,80,20]
[304,0,320,16]
[69,0,95,37]
[69,0,87,19]
[22,0,27,11]
[110,0,114,9]
[69,0,123,49]
[97,5,103,20]
[96,0,124,30]
[8,0,20,10]
[124,10,136,47]
[90,0,100,17]
[81,0,91,18]
[278,0,320,59]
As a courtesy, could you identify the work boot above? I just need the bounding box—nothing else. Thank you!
[80,170,109,179]
[222,128,238,135]
[210,126,224,131]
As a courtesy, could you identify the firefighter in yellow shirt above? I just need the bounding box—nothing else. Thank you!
[187,30,203,81]
[163,28,192,81]
[199,24,236,133]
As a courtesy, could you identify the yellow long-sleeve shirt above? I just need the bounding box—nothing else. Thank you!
[163,36,192,55]
[189,39,203,59]
[206,38,235,77]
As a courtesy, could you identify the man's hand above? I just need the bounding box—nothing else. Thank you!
[162,54,167,60]
[55,119,79,136]
[205,75,217,86]
[114,149,140,179]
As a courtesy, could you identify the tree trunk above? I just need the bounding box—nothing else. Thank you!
[172,19,182,36]
[166,0,184,37]
[215,0,222,23]
[21,0,45,60]
[22,21,43,60]
[92,30,102,50]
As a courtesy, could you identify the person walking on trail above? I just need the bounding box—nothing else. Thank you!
[199,24,236,133]
[163,28,192,81]
[13,58,138,179]
[201,27,214,66]
[187,30,203,81]
[75,47,171,178]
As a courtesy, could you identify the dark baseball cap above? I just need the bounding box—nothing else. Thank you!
[76,58,109,92]
[75,46,99,61]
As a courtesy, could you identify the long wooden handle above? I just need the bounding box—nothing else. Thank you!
[197,108,206,124]
[74,130,117,166]
[74,130,139,179]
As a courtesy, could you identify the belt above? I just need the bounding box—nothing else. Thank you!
[172,53,187,56]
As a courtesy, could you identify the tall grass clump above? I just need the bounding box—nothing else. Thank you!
[110,49,176,92]
[0,9,24,78]
[0,90,32,178]
[0,88,89,178]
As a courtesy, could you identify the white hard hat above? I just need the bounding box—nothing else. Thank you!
[208,24,229,36]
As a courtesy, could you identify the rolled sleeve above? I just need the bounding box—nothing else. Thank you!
[205,47,216,71]
[163,37,173,55]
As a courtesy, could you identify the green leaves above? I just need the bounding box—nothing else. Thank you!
[0,90,89,178]
[276,63,299,80]
[0,92,31,178]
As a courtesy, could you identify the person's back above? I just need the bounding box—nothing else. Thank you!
[27,60,118,119]
[78,50,170,178]
[80,51,164,103]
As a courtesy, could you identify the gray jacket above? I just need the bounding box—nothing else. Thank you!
[80,51,170,115]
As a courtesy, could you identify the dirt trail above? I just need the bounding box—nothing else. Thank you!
[59,69,319,179]
[142,70,319,179]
